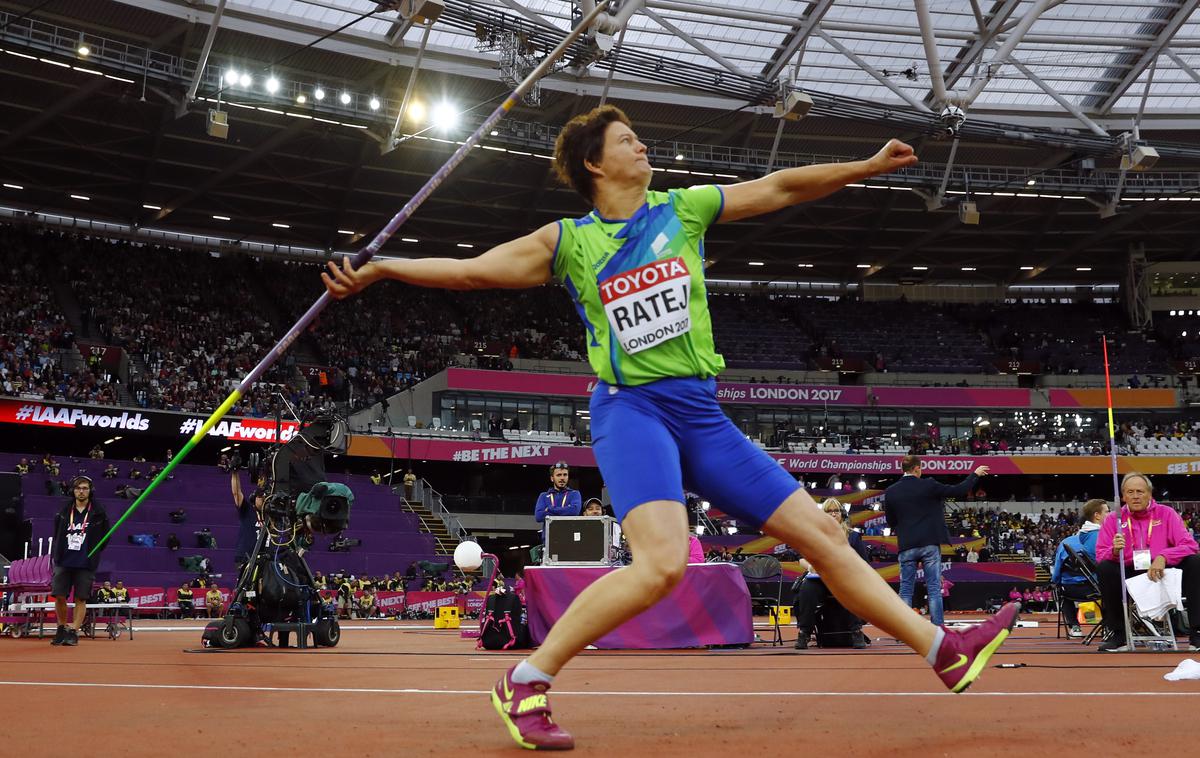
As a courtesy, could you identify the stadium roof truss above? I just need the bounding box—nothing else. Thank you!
[95,0,1200,134]
[2,0,1200,284]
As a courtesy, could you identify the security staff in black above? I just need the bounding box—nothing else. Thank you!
[50,475,111,646]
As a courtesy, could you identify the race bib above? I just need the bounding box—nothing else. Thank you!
[599,257,691,355]
[66,532,85,551]
[1133,549,1151,571]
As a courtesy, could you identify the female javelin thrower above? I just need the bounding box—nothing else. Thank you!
[323,105,1020,751]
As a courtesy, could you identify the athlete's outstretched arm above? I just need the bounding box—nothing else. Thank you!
[717,139,917,223]
[322,222,560,298]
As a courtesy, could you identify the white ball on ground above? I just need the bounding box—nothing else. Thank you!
[454,540,484,571]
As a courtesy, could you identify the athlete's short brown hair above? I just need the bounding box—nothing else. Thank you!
[553,105,632,205]
[1081,498,1109,523]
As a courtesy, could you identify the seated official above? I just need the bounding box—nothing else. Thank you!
[583,497,626,564]
[176,584,194,618]
[793,498,871,650]
[111,581,129,604]
[94,581,115,603]
[1051,502,1109,636]
[358,588,378,619]
[1095,473,1200,652]
[205,584,223,618]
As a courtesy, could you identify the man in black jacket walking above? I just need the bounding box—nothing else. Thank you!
[884,456,988,626]
[50,475,111,646]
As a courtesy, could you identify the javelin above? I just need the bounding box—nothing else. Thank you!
[1101,335,1134,649]
[91,0,616,555]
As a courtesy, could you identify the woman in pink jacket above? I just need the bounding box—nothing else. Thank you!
[1094,472,1200,652]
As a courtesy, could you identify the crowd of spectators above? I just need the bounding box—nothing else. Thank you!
[63,238,311,416]
[947,507,1077,565]
[0,226,116,403]
[946,502,1200,565]
[8,221,1200,422]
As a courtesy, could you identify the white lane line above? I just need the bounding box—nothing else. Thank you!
[0,681,1197,697]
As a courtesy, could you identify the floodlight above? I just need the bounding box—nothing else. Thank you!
[430,102,458,130]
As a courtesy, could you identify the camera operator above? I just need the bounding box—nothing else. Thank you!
[229,459,265,578]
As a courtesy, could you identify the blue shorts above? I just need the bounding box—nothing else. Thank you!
[589,376,799,526]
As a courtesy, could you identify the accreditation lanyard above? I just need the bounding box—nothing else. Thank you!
[68,505,91,533]
[547,490,568,510]
[1121,515,1154,551]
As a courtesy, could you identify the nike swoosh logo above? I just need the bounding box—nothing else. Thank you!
[503,679,515,701]
[939,653,969,675]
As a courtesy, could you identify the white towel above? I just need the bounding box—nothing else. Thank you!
[1164,659,1200,681]
[1125,568,1184,620]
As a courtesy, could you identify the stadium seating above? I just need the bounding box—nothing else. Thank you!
[1,452,444,588]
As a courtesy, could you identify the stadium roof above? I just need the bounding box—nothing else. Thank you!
[1,0,1199,286]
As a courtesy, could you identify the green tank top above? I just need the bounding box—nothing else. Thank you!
[552,185,726,386]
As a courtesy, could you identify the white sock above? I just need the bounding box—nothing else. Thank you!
[925,626,946,665]
[511,660,553,685]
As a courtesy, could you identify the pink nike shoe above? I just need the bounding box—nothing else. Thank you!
[933,602,1020,693]
[491,665,575,750]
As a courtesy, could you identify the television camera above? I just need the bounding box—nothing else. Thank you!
[202,412,353,649]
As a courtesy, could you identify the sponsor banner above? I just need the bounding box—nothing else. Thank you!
[715,383,868,405]
[0,398,298,443]
[350,434,1200,475]
[771,561,1036,582]
[125,587,167,608]
[870,561,1036,584]
[446,368,595,396]
[445,369,869,406]
[702,533,984,559]
[404,591,459,614]
[860,535,986,556]
[444,369,1178,409]
[871,387,1030,407]
[2,399,152,432]
[376,591,405,613]
[1048,388,1176,409]
[465,592,487,615]
[173,415,300,443]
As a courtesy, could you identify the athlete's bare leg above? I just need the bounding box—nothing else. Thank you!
[527,500,689,676]
[763,488,937,655]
